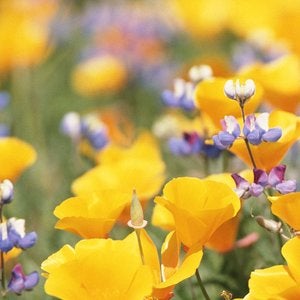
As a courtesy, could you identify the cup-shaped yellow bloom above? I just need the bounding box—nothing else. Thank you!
[244,237,300,299]
[194,77,262,128]
[230,110,300,171]
[239,55,300,112]
[269,192,300,231]
[54,190,131,238]
[72,133,165,222]
[0,137,36,181]
[154,177,240,248]
[42,232,155,299]
[72,55,127,97]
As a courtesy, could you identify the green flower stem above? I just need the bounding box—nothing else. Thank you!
[135,229,145,265]
[239,103,257,169]
[195,269,211,300]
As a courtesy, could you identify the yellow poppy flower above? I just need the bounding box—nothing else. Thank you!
[42,232,155,299]
[0,137,36,181]
[239,55,300,112]
[53,190,131,238]
[154,177,240,248]
[194,77,263,128]
[244,237,300,299]
[72,55,127,97]
[269,192,300,231]
[72,133,165,223]
[0,0,56,72]
[230,111,300,171]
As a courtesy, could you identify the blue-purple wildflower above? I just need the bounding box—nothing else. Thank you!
[7,264,39,295]
[0,218,37,252]
[232,165,296,199]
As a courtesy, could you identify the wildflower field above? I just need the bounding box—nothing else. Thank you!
[1,0,300,299]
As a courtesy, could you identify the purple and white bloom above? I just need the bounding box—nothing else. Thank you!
[243,113,282,145]
[7,264,39,295]
[188,64,213,83]
[268,165,297,194]
[0,179,14,204]
[0,218,37,252]
[224,79,256,104]
[232,169,266,199]
[162,78,195,111]
[213,116,241,149]
[80,114,109,150]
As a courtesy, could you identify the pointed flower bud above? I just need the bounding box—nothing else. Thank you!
[127,190,147,229]
[224,79,256,104]
[255,216,282,233]
[0,179,14,204]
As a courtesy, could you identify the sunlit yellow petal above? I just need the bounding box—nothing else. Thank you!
[270,192,300,231]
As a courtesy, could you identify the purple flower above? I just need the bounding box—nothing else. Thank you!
[243,113,282,145]
[268,165,296,194]
[0,92,10,110]
[213,116,241,149]
[8,264,39,295]
[232,165,296,199]
[162,78,195,111]
[0,218,37,252]
[168,132,203,155]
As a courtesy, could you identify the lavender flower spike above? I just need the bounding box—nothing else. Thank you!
[213,116,240,149]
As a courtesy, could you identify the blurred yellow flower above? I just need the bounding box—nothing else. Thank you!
[54,190,131,238]
[171,0,230,38]
[0,137,36,181]
[243,237,300,299]
[240,55,300,112]
[0,0,56,72]
[269,192,300,231]
[72,133,165,222]
[154,177,240,248]
[72,55,127,97]
[230,111,300,171]
[194,77,262,128]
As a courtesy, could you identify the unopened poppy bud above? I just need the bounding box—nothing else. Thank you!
[224,79,255,105]
[0,179,14,204]
[127,190,147,229]
[255,216,282,233]
[188,64,213,83]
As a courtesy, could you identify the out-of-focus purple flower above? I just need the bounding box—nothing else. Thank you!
[169,132,222,158]
[0,179,14,204]
[80,114,109,150]
[243,113,282,145]
[8,264,39,295]
[0,124,10,137]
[213,116,241,149]
[0,92,10,110]
[162,78,195,111]
[268,165,297,194]
[168,132,203,155]
[61,112,109,151]
[0,218,37,252]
